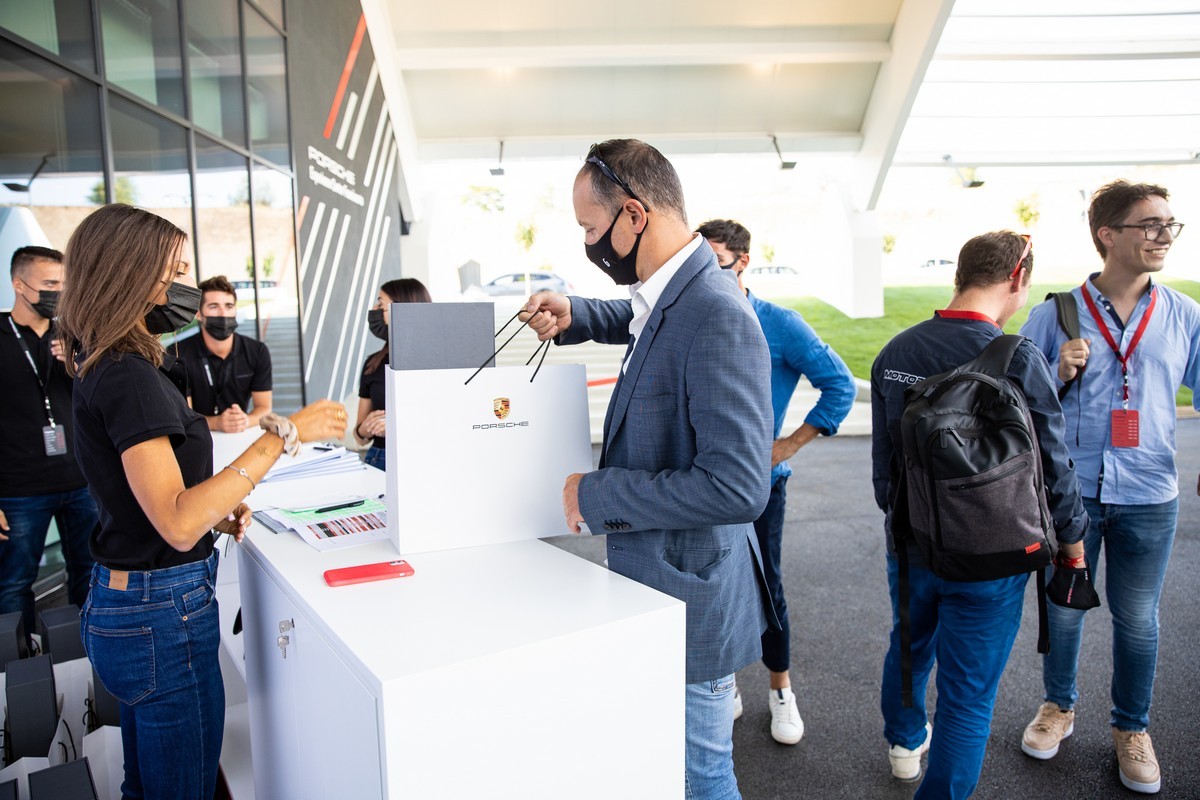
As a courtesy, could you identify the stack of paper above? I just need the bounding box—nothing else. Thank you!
[262,444,365,483]
[255,496,389,552]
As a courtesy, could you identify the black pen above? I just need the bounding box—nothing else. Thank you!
[314,499,365,514]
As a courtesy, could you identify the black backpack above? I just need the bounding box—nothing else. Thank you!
[892,334,1053,707]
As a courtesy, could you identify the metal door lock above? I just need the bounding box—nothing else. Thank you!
[277,619,294,659]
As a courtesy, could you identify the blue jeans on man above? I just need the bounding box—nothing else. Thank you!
[881,553,1027,799]
[1043,496,1178,731]
[685,673,739,799]
[753,476,790,672]
[82,551,224,800]
[0,488,97,638]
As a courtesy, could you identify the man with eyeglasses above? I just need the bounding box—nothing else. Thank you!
[1018,181,1200,794]
[523,140,774,798]
[872,231,1087,796]
[696,218,855,746]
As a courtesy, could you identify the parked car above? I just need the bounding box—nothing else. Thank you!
[745,265,799,277]
[919,258,956,269]
[479,272,573,296]
[742,265,804,299]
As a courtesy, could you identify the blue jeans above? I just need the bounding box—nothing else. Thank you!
[1043,496,1178,731]
[0,488,97,638]
[753,476,789,673]
[363,445,385,471]
[81,552,223,800]
[685,674,739,800]
[881,553,1026,800]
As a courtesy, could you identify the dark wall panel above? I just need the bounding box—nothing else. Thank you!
[287,0,402,405]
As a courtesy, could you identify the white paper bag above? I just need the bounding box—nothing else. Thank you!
[386,364,592,554]
[83,726,124,800]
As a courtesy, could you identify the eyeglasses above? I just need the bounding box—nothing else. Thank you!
[586,144,650,211]
[1109,222,1185,241]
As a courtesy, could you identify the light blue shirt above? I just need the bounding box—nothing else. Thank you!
[1020,275,1200,503]
[747,292,856,481]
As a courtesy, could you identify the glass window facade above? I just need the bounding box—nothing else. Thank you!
[0,0,96,72]
[244,6,290,168]
[99,0,185,116]
[185,0,245,145]
[0,0,301,407]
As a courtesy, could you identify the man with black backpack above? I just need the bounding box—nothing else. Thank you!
[871,231,1088,797]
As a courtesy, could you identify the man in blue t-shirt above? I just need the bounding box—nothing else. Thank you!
[697,219,856,746]
[872,231,1087,797]
[1018,181,1200,795]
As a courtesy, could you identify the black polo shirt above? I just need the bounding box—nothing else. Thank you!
[0,312,86,497]
[73,351,214,570]
[358,351,388,448]
[175,331,272,416]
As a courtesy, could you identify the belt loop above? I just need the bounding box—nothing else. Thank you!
[142,571,151,602]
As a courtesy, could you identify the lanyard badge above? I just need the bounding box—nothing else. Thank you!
[8,316,68,456]
[1080,283,1156,448]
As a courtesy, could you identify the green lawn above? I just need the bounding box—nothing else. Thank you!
[780,280,1200,408]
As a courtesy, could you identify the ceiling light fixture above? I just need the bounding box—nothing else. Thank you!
[770,135,795,171]
[942,154,984,188]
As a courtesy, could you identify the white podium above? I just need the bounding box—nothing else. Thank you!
[221,462,685,799]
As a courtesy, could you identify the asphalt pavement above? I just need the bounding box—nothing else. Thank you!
[547,415,1200,799]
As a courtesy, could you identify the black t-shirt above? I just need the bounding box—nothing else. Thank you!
[358,351,387,448]
[176,331,272,416]
[73,351,214,570]
[0,312,87,497]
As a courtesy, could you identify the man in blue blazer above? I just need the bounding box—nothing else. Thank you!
[523,139,774,799]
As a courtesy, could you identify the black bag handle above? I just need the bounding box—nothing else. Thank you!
[1047,291,1084,401]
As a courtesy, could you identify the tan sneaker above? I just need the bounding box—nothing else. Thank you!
[1113,729,1161,794]
[1021,702,1075,759]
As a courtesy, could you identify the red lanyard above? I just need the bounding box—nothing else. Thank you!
[1080,282,1157,407]
[935,309,1000,329]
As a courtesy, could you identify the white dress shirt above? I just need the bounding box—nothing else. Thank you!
[623,233,704,372]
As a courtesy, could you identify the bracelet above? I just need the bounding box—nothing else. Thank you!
[224,465,256,490]
[259,412,301,457]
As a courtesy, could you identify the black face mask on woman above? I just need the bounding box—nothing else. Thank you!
[145,282,203,335]
[367,309,388,341]
[585,210,644,286]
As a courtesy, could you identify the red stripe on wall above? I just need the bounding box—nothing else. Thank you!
[324,14,368,139]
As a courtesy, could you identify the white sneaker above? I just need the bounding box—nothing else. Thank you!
[889,722,932,781]
[732,681,743,721]
[767,687,803,745]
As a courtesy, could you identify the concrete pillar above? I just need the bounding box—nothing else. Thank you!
[812,185,884,319]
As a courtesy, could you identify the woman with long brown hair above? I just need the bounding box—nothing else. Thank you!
[354,277,431,469]
[58,204,346,799]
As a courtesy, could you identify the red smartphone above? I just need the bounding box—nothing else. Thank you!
[323,559,414,587]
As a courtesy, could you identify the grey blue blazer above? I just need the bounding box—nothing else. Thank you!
[559,241,775,683]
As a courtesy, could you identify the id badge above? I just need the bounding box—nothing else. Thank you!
[1111,409,1139,448]
[43,424,68,456]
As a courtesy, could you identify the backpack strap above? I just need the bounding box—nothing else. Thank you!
[968,333,1025,376]
[1046,291,1085,401]
[1036,566,1050,655]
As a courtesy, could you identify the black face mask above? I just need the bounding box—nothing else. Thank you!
[145,282,203,335]
[18,281,59,319]
[585,210,644,285]
[367,309,388,341]
[203,315,238,340]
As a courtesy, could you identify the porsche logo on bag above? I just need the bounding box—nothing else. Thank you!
[493,398,511,420]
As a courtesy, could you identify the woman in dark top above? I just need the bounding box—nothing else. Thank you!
[354,278,431,469]
[58,204,346,800]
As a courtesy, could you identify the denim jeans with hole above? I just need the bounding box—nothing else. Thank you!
[684,673,739,800]
[880,553,1027,800]
[0,488,97,638]
[81,551,223,800]
[1043,496,1178,731]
